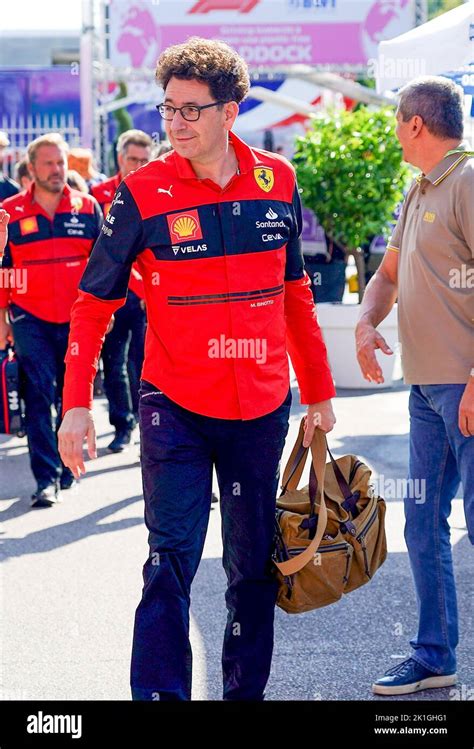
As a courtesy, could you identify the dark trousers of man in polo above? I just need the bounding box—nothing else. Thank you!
[130,380,292,701]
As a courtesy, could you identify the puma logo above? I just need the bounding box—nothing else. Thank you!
[15,206,25,212]
[8,312,26,323]
[157,185,173,198]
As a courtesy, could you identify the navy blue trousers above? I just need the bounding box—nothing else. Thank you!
[10,303,73,489]
[102,290,146,432]
[131,380,291,701]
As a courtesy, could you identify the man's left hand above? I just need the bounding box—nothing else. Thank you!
[459,378,474,437]
[303,400,336,446]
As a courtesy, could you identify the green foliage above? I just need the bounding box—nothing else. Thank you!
[108,81,134,175]
[428,0,464,20]
[293,106,411,251]
[113,81,134,135]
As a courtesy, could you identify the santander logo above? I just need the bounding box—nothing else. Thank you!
[189,0,259,13]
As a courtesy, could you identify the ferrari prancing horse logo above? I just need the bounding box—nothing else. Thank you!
[254,167,274,193]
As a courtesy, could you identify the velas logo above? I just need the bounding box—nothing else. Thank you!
[254,167,274,193]
[189,0,259,13]
[167,209,203,243]
[19,216,39,236]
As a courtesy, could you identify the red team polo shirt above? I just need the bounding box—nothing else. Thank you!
[0,183,102,323]
[63,132,335,420]
[90,172,121,218]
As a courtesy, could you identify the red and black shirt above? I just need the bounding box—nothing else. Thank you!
[0,183,102,323]
[91,172,145,300]
[63,132,335,420]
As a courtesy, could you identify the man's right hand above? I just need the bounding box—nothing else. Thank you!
[58,407,97,478]
[0,310,13,349]
[0,209,10,257]
[355,320,393,384]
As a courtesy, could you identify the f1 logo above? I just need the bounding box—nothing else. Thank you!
[189,0,259,12]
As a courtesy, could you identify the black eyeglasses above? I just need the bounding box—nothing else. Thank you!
[156,101,227,122]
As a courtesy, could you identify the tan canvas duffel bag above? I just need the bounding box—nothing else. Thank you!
[272,420,387,614]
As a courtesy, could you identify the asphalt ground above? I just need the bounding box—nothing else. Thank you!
[0,373,472,703]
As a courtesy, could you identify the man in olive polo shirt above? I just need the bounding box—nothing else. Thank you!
[356,76,473,696]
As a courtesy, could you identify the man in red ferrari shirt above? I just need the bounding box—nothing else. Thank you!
[0,133,102,507]
[59,38,336,701]
[91,130,151,452]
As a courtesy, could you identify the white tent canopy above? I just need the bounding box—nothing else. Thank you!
[376,1,474,94]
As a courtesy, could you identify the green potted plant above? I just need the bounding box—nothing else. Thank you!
[293,105,411,388]
[294,105,410,301]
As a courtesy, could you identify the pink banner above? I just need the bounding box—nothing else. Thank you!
[109,1,415,68]
[160,23,364,65]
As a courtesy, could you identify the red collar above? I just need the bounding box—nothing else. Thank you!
[172,131,263,180]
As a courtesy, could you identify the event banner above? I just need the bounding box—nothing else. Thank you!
[107,0,416,69]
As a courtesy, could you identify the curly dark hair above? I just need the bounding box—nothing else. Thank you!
[155,37,250,104]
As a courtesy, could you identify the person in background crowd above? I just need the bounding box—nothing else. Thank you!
[68,147,107,190]
[0,131,20,202]
[0,133,102,507]
[67,169,89,194]
[154,140,172,157]
[58,37,336,701]
[15,157,33,192]
[91,129,151,453]
[356,76,474,696]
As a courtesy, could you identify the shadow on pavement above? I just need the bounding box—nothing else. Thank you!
[0,495,144,560]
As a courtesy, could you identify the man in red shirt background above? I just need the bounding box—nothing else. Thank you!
[0,133,102,507]
[58,38,336,700]
[91,130,151,452]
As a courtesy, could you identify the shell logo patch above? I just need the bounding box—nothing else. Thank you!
[423,211,436,223]
[254,167,274,193]
[103,202,112,217]
[19,216,39,236]
[167,209,203,243]
[71,197,83,212]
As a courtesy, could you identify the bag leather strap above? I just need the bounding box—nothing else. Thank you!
[281,418,307,492]
[274,423,328,576]
[281,419,353,503]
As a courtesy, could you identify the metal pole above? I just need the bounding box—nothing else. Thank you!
[415,0,428,26]
[80,0,95,148]
[94,0,110,173]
